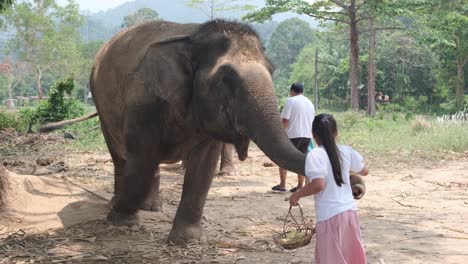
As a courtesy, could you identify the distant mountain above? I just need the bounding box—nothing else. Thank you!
[82,0,317,42]
[90,0,265,25]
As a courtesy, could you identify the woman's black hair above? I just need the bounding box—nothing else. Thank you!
[312,114,343,186]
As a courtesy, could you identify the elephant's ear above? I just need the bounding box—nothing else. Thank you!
[125,36,193,121]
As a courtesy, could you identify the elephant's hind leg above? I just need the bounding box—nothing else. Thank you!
[140,167,163,211]
[107,104,162,226]
[168,139,222,245]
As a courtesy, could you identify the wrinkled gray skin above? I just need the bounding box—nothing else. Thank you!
[91,20,306,245]
[182,143,235,175]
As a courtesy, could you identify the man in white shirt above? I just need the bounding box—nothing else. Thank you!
[272,83,315,192]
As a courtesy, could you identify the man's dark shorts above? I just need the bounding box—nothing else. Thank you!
[290,137,311,154]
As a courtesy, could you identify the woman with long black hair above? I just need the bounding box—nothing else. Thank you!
[290,113,369,264]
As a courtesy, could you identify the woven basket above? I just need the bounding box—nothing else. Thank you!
[273,204,314,250]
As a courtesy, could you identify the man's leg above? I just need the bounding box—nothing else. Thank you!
[291,138,311,192]
[272,167,288,191]
[279,167,288,190]
[218,143,236,176]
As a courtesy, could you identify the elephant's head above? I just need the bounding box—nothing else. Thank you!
[186,20,305,175]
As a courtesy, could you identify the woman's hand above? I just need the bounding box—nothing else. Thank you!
[289,192,301,207]
[288,179,325,207]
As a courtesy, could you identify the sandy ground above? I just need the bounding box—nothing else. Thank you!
[0,133,467,263]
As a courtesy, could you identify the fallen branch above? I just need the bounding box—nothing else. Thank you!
[38,112,98,133]
[390,196,420,208]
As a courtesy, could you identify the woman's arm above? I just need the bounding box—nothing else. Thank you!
[289,178,325,206]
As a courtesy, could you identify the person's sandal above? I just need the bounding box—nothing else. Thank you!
[290,187,298,193]
[271,185,286,192]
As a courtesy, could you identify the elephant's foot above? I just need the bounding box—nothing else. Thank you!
[218,165,236,176]
[109,195,117,209]
[140,192,163,212]
[168,222,206,245]
[352,184,365,200]
[106,209,139,227]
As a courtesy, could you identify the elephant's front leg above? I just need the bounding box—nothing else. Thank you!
[168,139,222,245]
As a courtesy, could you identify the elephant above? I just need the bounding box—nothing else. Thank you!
[90,20,306,245]
[182,143,236,175]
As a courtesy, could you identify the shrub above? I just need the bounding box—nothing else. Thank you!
[0,111,23,131]
[411,116,432,133]
[18,108,36,132]
[33,77,85,124]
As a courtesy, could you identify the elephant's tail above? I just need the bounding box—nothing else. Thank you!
[38,112,99,133]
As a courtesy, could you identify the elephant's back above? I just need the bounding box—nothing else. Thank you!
[90,21,200,158]
[91,21,199,91]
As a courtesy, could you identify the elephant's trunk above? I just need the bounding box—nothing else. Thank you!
[237,64,306,175]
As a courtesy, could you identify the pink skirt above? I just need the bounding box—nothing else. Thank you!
[314,210,366,264]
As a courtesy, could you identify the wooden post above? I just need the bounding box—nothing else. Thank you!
[367,17,377,116]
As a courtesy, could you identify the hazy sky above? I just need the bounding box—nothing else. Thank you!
[57,0,129,13]
[57,0,318,14]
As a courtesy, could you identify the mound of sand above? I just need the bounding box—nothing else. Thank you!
[0,168,108,234]
[0,165,9,208]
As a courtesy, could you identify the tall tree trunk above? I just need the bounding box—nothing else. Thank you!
[314,48,319,109]
[6,72,13,104]
[349,0,360,111]
[35,66,43,99]
[6,78,14,109]
[456,57,466,110]
[367,18,377,116]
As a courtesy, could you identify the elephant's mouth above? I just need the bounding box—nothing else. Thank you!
[233,136,250,161]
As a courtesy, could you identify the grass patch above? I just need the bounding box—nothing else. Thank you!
[321,110,468,164]
[4,105,467,166]
[49,107,106,152]
[0,110,25,131]
[56,117,106,152]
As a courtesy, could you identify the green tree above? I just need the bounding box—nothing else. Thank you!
[0,58,28,108]
[121,8,159,28]
[290,33,350,106]
[0,0,12,27]
[3,0,84,99]
[245,0,408,111]
[266,18,316,97]
[251,21,279,45]
[375,32,439,111]
[0,0,12,11]
[75,40,104,102]
[33,77,85,124]
[419,0,468,110]
[186,0,256,20]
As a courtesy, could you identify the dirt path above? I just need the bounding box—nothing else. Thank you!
[1,143,467,263]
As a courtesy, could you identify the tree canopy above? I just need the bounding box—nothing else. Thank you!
[186,0,256,20]
[121,7,159,28]
[266,18,316,97]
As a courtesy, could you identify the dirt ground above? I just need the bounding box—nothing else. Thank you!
[0,132,467,263]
